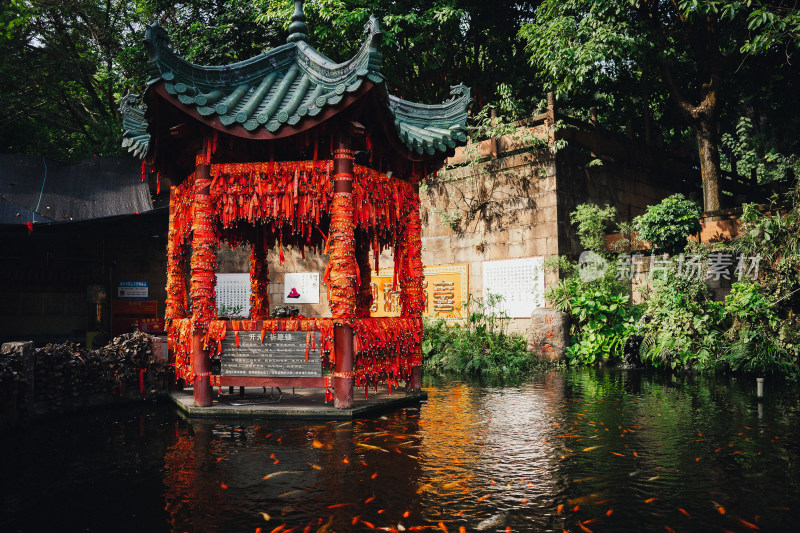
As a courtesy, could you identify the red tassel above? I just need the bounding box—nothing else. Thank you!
[235,331,240,347]
[141,161,146,181]
[25,222,33,235]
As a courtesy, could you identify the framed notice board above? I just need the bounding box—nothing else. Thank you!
[218,331,322,378]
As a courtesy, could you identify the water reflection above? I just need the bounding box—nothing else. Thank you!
[1,368,798,532]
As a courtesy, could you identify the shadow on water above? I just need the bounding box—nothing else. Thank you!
[1,368,798,532]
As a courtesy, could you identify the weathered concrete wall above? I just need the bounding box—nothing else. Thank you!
[420,149,559,335]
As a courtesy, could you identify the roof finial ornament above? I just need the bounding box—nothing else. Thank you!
[287,0,309,44]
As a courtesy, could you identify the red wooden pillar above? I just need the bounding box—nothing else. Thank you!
[190,155,217,407]
[400,190,425,392]
[328,133,357,408]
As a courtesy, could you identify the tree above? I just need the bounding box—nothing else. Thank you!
[520,0,800,213]
[254,0,542,112]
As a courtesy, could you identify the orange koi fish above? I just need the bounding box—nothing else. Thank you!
[220,483,228,489]
[678,508,690,518]
[327,503,350,509]
[557,504,564,515]
[352,516,361,526]
[438,522,448,533]
[606,509,613,517]
[644,497,657,503]
[577,521,593,532]
[365,496,376,504]
[664,527,676,533]
[712,501,725,514]
[312,439,324,448]
[477,495,489,502]
[269,524,286,533]
[734,517,760,530]
[360,519,376,529]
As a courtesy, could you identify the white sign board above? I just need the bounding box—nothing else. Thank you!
[283,272,319,304]
[215,273,251,317]
[482,257,545,318]
[117,280,148,300]
[283,272,320,304]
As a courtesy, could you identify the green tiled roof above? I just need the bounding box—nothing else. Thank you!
[122,10,471,160]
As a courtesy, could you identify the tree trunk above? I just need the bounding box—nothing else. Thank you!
[695,117,722,213]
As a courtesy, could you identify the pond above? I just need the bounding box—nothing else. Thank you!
[1,368,798,532]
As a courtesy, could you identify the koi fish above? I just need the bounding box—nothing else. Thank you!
[279,489,307,498]
[645,497,657,503]
[610,452,625,457]
[459,528,466,533]
[270,524,286,533]
[365,496,376,504]
[327,503,351,509]
[417,482,437,494]
[372,472,378,479]
[352,516,361,526]
[664,527,676,533]
[360,519,376,529]
[261,512,271,521]
[476,513,507,531]
[568,494,603,506]
[357,443,390,453]
[734,517,760,530]
[577,521,592,533]
[264,471,298,480]
[712,501,725,514]
[403,511,410,518]
[437,522,448,533]
[582,446,601,452]
[556,504,564,515]
[316,516,334,533]
[678,508,690,518]
[312,439,324,448]
[648,476,660,482]
[477,495,489,502]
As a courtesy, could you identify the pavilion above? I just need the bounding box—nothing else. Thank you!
[120,0,471,408]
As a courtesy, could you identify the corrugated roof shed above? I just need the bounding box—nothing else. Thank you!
[0,155,153,225]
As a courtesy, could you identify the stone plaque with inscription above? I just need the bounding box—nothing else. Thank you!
[220,331,322,377]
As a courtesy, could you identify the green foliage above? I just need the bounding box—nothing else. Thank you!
[422,293,537,378]
[638,257,727,371]
[634,194,702,255]
[571,203,616,254]
[548,205,640,365]
[722,117,800,185]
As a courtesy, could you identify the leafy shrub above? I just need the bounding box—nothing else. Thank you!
[571,203,616,253]
[634,194,702,254]
[637,253,726,370]
[548,204,641,365]
[422,294,536,377]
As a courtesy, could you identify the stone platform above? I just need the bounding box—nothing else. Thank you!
[169,386,427,420]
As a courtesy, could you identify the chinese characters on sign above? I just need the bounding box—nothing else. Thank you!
[614,253,761,281]
[215,273,251,316]
[482,257,545,318]
[370,264,469,322]
[220,331,322,377]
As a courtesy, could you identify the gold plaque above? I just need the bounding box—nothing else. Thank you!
[369,264,468,323]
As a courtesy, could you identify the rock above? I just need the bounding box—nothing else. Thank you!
[528,308,568,361]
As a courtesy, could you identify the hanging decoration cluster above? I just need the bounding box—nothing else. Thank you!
[165,160,425,390]
[168,318,421,388]
[398,195,427,316]
[325,191,358,320]
[189,164,219,332]
[249,247,270,320]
